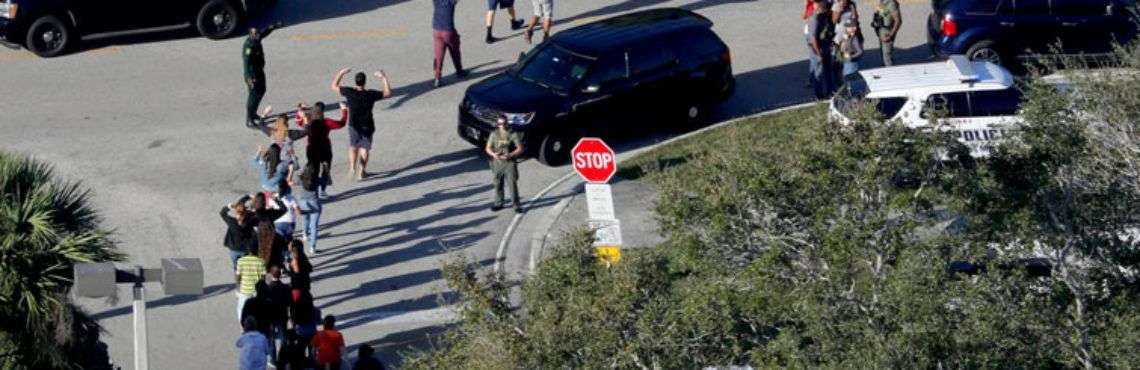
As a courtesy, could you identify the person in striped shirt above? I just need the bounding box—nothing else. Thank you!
[235,243,266,323]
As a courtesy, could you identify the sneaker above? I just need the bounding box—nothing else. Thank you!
[514,203,523,213]
[490,203,503,212]
[433,78,443,88]
[456,69,469,79]
[485,33,494,44]
[510,19,524,30]
[308,246,317,256]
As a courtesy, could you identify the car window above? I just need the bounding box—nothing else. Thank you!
[516,44,595,91]
[1051,0,1110,15]
[1014,0,1051,15]
[583,56,626,87]
[628,44,673,76]
[924,92,971,118]
[668,29,722,63]
[970,88,1023,116]
[876,97,909,119]
[966,0,1005,14]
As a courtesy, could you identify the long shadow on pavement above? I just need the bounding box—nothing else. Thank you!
[328,149,487,205]
[387,61,506,109]
[89,283,234,321]
[553,0,756,28]
[253,0,415,29]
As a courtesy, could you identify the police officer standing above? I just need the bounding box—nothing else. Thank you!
[485,115,524,213]
[244,22,284,128]
[872,0,901,66]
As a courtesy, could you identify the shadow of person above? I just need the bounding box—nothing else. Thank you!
[387,60,506,109]
[249,0,416,29]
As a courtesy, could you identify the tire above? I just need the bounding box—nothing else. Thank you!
[966,40,1003,66]
[679,99,710,128]
[197,0,241,40]
[25,15,70,58]
[537,132,575,166]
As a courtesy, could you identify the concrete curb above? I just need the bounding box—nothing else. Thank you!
[528,197,574,273]
[499,100,822,275]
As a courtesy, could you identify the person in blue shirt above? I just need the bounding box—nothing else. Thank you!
[253,144,292,193]
[236,316,270,370]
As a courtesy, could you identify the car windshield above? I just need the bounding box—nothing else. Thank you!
[835,74,906,120]
[515,44,595,92]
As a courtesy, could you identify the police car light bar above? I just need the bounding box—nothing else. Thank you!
[948,55,979,82]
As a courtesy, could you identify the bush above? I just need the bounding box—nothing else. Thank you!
[406,48,1140,368]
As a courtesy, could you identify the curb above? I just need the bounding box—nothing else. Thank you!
[498,100,822,275]
[528,197,574,273]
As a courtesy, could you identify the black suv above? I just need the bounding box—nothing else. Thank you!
[927,0,1138,66]
[0,0,272,57]
[458,8,734,166]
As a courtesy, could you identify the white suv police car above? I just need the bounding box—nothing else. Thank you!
[829,55,1020,158]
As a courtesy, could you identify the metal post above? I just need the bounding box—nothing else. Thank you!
[132,266,148,370]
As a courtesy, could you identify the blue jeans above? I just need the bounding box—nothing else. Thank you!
[274,222,294,239]
[301,209,321,251]
[808,42,833,98]
[228,249,245,270]
[842,58,861,79]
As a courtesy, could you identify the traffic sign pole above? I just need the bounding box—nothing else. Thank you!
[571,138,623,264]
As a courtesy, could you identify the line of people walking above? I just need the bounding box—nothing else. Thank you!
[804,0,901,99]
[221,3,559,366]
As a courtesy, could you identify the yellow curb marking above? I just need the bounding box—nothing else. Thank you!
[289,27,409,42]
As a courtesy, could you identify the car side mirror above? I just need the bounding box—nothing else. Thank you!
[583,84,601,93]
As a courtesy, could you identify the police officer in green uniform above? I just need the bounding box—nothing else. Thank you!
[485,115,525,213]
[872,0,901,66]
[243,22,283,128]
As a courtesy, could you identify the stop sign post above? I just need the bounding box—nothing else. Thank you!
[571,138,623,264]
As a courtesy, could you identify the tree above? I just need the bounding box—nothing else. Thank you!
[0,151,123,369]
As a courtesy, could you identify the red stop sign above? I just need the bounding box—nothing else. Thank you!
[571,137,617,183]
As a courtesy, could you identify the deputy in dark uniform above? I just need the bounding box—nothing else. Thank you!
[485,115,525,213]
[243,22,283,127]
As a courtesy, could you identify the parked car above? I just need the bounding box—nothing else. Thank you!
[829,55,1020,158]
[927,0,1138,66]
[0,0,273,57]
[457,8,735,166]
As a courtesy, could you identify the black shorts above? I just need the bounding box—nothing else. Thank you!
[348,127,373,150]
[488,0,515,10]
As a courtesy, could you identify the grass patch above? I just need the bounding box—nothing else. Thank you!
[617,104,827,181]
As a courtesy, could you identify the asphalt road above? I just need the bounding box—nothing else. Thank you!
[0,0,933,368]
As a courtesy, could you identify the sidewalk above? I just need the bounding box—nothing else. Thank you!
[530,176,665,268]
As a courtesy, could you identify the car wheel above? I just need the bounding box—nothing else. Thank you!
[197,0,241,40]
[679,100,709,128]
[966,40,1003,66]
[537,132,575,166]
[25,15,70,58]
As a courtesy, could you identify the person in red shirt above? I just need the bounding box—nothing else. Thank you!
[296,102,348,197]
[311,314,345,370]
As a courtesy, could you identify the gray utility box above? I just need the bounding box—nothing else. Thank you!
[160,258,203,296]
[73,262,117,298]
